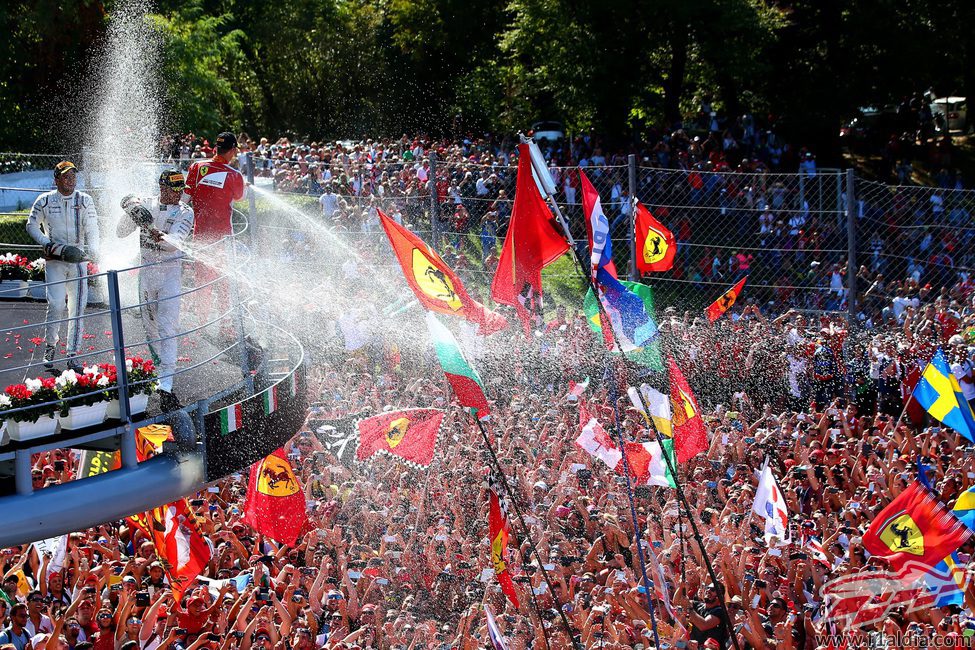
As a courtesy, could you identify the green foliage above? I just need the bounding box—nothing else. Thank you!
[0,0,973,158]
[148,2,244,135]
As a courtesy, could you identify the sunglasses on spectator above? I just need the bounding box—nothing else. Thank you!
[98,613,113,619]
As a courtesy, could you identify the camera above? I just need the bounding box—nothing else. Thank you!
[135,592,150,607]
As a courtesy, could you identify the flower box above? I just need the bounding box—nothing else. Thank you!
[5,414,58,441]
[58,402,108,430]
[27,281,46,300]
[0,280,28,299]
[106,393,150,420]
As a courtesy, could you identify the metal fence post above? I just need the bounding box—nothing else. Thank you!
[245,151,257,251]
[107,270,137,469]
[429,152,440,251]
[628,154,638,281]
[846,169,857,323]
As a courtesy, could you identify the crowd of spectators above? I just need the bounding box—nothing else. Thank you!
[158,125,973,325]
[5,231,975,650]
[5,125,973,649]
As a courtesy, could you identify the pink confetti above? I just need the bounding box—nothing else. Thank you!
[3,354,11,358]
[22,320,29,324]
[29,337,44,345]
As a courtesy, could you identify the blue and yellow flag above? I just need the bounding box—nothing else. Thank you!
[953,486,975,532]
[923,552,968,607]
[912,348,975,442]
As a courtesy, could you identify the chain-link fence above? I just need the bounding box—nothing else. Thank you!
[6,150,975,323]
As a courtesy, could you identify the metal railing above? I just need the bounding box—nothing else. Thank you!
[0,211,258,489]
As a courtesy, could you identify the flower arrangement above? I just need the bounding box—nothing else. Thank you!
[1,357,158,428]
[27,257,45,281]
[54,367,112,416]
[0,253,30,281]
[0,376,59,423]
[99,356,158,396]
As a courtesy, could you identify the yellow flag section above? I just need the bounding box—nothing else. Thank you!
[377,209,507,335]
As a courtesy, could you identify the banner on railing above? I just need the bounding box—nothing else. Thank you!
[203,364,307,480]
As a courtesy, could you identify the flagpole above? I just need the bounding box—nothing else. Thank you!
[629,398,744,650]
[602,367,663,650]
[473,417,582,650]
[521,135,741,650]
[522,134,741,650]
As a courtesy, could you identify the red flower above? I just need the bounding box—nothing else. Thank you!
[6,384,32,400]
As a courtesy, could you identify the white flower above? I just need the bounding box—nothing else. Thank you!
[83,365,100,376]
[29,258,45,270]
[0,394,11,408]
[96,375,110,387]
[25,378,42,392]
[55,369,78,388]
[125,359,133,373]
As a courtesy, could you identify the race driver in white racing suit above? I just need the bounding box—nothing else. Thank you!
[25,160,100,372]
[117,169,194,412]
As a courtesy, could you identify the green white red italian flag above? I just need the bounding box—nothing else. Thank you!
[425,313,490,419]
[220,403,243,435]
[263,386,278,414]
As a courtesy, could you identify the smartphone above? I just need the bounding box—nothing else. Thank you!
[54,460,66,471]
[375,578,389,586]
[207,634,221,642]
[744,437,756,444]
[754,579,767,588]
[174,628,187,636]
[189,499,205,507]
[542,563,555,571]
[790,552,808,560]
[135,592,150,607]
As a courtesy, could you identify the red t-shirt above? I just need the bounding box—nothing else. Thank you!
[184,156,245,240]
[92,629,115,650]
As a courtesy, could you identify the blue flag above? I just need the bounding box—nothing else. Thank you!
[913,348,975,442]
[580,169,658,352]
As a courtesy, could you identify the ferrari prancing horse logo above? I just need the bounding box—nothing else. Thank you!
[386,417,410,449]
[257,455,299,497]
[412,248,462,311]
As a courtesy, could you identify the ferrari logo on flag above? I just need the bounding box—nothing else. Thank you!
[412,248,461,311]
[256,454,300,497]
[386,417,410,449]
[674,387,696,423]
[491,531,508,573]
[643,227,671,266]
[880,514,924,555]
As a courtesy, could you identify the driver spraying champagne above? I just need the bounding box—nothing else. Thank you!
[117,170,194,412]
[25,161,100,372]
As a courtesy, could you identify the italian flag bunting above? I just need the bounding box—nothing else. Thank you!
[263,386,278,415]
[220,403,243,435]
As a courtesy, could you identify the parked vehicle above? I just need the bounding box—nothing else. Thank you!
[930,96,967,133]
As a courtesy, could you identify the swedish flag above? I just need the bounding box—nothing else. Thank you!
[953,486,975,532]
[912,348,975,442]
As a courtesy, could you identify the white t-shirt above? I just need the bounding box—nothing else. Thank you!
[319,192,339,217]
[952,359,975,401]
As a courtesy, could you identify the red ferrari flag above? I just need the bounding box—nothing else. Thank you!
[635,201,676,273]
[863,482,970,577]
[489,467,520,608]
[243,448,309,547]
[378,209,507,335]
[491,144,569,334]
[356,408,444,467]
[705,276,747,323]
[668,357,708,463]
[147,499,211,599]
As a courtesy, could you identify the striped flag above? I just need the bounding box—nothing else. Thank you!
[805,536,830,566]
[484,604,510,650]
[220,403,243,434]
[288,372,298,398]
[263,386,278,415]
